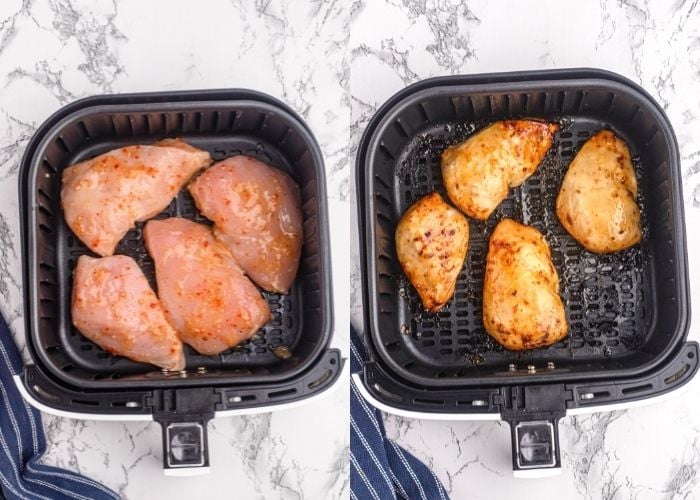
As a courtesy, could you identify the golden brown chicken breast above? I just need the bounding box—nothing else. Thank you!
[441,120,558,220]
[556,130,641,253]
[395,192,469,312]
[483,219,567,350]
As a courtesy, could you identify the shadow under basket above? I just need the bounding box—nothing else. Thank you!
[19,89,342,474]
[356,69,695,476]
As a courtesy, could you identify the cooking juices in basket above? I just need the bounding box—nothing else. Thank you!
[19,90,340,472]
[356,69,695,474]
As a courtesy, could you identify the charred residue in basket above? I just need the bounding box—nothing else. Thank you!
[395,121,478,197]
[387,117,653,373]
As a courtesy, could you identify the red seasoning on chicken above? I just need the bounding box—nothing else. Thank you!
[71,255,185,370]
[395,192,470,312]
[188,156,303,294]
[61,139,211,256]
[144,217,271,356]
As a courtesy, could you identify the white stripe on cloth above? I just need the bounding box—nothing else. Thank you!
[350,381,383,437]
[23,475,94,500]
[0,322,117,500]
[27,463,120,500]
[0,409,97,500]
[390,441,428,500]
[387,466,410,500]
[350,450,383,500]
[0,349,108,500]
[0,378,56,500]
[350,415,394,492]
[430,468,447,500]
[0,375,26,463]
[0,340,18,376]
[0,430,52,500]
[0,341,39,459]
[0,461,31,500]
[350,341,364,367]
[23,399,40,456]
[0,338,34,500]
[351,350,411,500]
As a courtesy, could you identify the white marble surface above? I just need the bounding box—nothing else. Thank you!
[0,1,349,499]
[349,1,700,499]
[2,0,700,498]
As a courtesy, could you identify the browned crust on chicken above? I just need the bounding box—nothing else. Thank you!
[395,192,470,312]
[483,218,568,350]
[441,120,558,220]
[556,130,641,253]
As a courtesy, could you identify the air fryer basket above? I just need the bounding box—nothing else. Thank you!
[356,69,695,475]
[19,89,342,473]
[362,71,689,387]
[22,92,333,389]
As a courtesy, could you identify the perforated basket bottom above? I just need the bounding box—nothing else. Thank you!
[388,117,652,374]
[56,136,302,375]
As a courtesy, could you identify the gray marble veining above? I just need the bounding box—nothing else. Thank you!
[0,0,350,498]
[350,0,700,498]
[0,0,698,498]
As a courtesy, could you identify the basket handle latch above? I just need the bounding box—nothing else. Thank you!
[151,387,216,475]
[160,419,211,476]
[498,384,570,478]
[507,417,562,478]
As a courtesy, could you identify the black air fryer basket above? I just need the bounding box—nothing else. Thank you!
[355,69,696,475]
[18,89,342,474]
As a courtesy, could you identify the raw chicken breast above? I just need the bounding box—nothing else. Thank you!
[144,218,271,356]
[395,192,470,312]
[441,120,558,219]
[61,139,211,256]
[71,255,185,370]
[556,130,641,253]
[188,156,303,294]
[483,219,568,351]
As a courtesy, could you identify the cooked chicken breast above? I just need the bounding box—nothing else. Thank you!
[61,139,211,256]
[483,219,567,350]
[556,130,641,253]
[144,218,270,356]
[395,192,470,312]
[188,155,303,294]
[441,120,558,219]
[71,255,185,370]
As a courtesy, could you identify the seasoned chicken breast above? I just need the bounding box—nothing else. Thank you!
[61,139,211,256]
[556,130,641,253]
[144,218,270,356]
[483,219,567,350]
[71,255,185,370]
[441,120,558,219]
[395,192,469,312]
[188,156,303,294]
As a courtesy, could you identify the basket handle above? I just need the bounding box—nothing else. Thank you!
[152,387,215,475]
[158,419,211,475]
[506,417,562,478]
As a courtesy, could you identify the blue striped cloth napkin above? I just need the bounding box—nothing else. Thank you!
[351,327,449,500]
[0,311,119,500]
